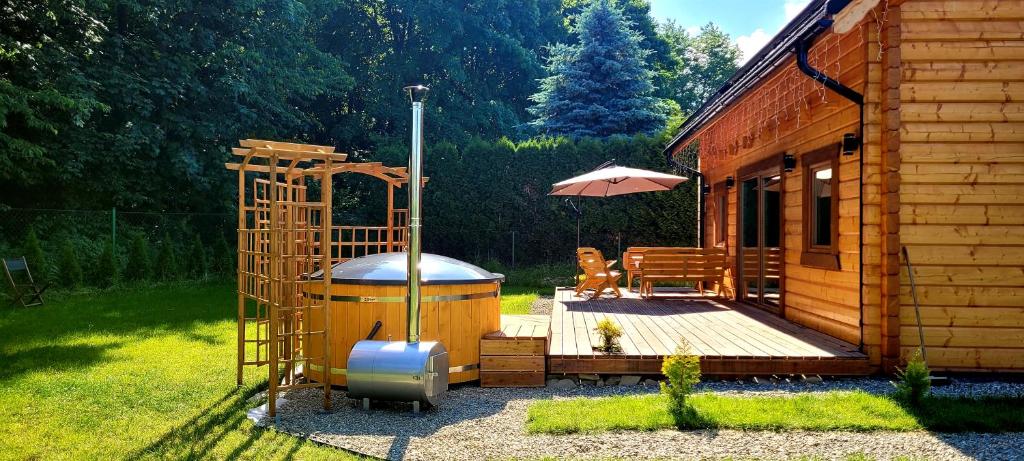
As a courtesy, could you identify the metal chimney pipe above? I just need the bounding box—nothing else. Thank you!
[404,84,429,344]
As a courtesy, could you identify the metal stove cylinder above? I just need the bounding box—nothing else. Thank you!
[346,340,449,406]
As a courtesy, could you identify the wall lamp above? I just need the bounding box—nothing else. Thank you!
[725,176,735,189]
[842,133,860,156]
[782,153,796,172]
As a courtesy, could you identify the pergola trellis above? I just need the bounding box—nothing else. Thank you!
[226,139,416,416]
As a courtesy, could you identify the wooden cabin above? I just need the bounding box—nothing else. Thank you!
[665,0,1024,373]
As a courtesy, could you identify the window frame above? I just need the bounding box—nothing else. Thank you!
[800,144,841,271]
[713,181,729,247]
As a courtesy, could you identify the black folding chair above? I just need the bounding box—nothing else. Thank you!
[3,257,49,307]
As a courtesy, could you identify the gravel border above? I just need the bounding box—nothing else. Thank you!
[253,377,1024,461]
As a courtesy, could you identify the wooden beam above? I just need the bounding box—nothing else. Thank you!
[239,138,336,153]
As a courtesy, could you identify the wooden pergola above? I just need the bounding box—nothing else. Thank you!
[227,139,415,416]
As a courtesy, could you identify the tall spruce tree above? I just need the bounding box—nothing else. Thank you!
[529,0,666,138]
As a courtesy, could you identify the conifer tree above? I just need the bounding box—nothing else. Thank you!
[125,234,151,281]
[529,0,666,138]
[58,238,83,288]
[188,234,207,280]
[155,232,177,281]
[21,227,47,281]
[91,241,118,288]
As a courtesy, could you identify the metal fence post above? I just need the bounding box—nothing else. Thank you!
[511,230,516,270]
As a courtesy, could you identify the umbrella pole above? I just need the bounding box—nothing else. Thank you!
[575,197,581,285]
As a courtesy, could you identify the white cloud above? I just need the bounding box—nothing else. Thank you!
[784,0,812,21]
[685,25,701,36]
[736,28,772,64]
[735,0,812,64]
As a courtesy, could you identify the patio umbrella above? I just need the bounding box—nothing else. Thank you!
[549,164,688,274]
[549,165,688,197]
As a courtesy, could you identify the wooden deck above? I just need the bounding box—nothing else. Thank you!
[547,288,870,376]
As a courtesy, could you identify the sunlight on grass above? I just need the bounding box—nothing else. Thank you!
[526,391,1024,434]
[0,281,357,460]
[501,286,541,315]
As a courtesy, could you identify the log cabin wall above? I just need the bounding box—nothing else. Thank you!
[896,0,1024,371]
[671,12,887,367]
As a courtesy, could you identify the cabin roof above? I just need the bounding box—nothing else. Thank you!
[664,0,850,154]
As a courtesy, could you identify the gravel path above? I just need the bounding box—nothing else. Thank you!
[254,378,1024,461]
[529,295,554,315]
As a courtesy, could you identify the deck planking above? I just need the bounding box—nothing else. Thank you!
[547,288,870,376]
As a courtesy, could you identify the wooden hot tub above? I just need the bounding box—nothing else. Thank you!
[304,252,503,385]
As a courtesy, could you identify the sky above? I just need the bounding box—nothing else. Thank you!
[648,0,812,64]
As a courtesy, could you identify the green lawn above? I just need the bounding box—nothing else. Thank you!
[526,392,1024,434]
[0,281,356,460]
[500,286,543,315]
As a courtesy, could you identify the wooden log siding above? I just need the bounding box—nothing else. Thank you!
[896,0,1024,371]
[683,16,878,360]
[679,0,1024,372]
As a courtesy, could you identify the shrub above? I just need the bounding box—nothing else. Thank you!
[211,233,233,276]
[57,238,83,288]
[125,234,151,281]
[594,317,623,352]
[154,232,177,281]
[187,234,207,279]
[661,339,702,426]
[21,227,48,282]
[894,348,931,406]
[91,241,118,288]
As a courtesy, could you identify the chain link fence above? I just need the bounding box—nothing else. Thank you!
[0,208,235,287]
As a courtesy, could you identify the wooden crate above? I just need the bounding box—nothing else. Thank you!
[480,315,549,388]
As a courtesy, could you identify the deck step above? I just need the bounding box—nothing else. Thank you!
[479,315,549,388]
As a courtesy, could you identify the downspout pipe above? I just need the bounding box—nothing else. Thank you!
[673,163,706,249]
[793,15,866,352]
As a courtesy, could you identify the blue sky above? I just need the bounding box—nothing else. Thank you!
[648,0,812,63]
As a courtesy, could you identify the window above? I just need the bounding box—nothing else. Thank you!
[714,183,728,246]
[801,145,840,270]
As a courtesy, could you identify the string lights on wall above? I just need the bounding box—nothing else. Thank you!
[674,9,888,172]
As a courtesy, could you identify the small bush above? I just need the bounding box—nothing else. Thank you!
[661,339,702,426]
[91,242,118,288]
[894,348,931,406]
[21,227,48,282]
[211,233,233,276]
[594,317,623,352]
[57,238,84,288]
[154,232,177,281]
[187,234,207,279]
[125,234,151,281]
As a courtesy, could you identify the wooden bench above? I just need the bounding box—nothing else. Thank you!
[623,247,696,291]
[638,248,727,298]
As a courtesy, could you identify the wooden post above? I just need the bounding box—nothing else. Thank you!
[237,168,246,386]
[322,159,333,410]
[268,154,279,417]
[386,183,395,252]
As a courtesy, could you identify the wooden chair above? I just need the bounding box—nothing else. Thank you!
[575,248,622,299]
[3,257,49,307]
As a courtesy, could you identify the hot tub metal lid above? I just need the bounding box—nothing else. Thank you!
[310,252,504,285]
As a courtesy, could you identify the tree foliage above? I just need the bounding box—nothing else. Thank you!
[529,0,667,138]
[659,22,741,115]
[2,0,741,274]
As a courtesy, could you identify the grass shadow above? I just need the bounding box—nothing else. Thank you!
[0,342,120,382]
[0,281,235,351]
